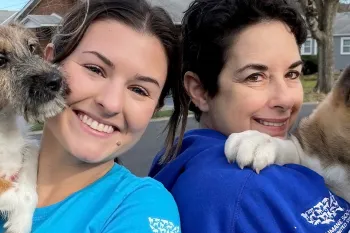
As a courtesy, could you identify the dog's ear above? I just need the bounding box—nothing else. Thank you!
[337,64,350,88]
[335,64,350,106]
[341,64,350,80]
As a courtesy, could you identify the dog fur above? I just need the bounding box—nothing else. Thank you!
[225,64,350,203]
[0,24,67,233]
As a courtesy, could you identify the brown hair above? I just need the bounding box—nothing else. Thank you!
[50,0,188,163]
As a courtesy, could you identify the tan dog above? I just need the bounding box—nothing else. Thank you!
[225,64,350,202]
[0,24,67,233]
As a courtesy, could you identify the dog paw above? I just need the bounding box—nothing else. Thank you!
[2,186,36,233]
[0,184,20,211]
[224,130,277,173]
[4,212,32,233]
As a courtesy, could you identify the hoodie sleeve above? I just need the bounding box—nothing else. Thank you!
[171,167,293,233]
[169,163,254,233]
[150,129,350,233]
[170,162,350,233]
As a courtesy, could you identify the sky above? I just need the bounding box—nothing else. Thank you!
[0,0,29,11]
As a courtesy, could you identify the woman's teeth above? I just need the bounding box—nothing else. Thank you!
[78,113,114,133]
[257,119,287,127]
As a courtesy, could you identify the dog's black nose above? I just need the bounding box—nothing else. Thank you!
[46,75,62,92]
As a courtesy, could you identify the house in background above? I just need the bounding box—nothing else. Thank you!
[149,0,192,24]
[2,0,191,49]
[156,0,350,72]
[148,1,350,72]
[4,0,347,71]
[3,0,77,48]
[301,12,350,71]
[0,10,17,24]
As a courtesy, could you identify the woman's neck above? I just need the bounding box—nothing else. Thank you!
[36,126,114,207]
[199,113,213,130]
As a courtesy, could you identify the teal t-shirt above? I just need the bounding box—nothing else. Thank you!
[0,163,181,233]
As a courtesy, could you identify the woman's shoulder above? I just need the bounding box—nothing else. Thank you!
[238,164,329,199]
[172,161,332,207]
[105,163,178,213]
[102,164,181,232]
[108,163,175,196]
[31,164,180,233]
[172,162,350,232]
[231,164,350,232]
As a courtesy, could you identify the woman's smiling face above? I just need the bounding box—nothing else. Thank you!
[201,20,304,138]
[45,19,168,162]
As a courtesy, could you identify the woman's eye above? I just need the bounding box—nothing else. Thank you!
[130,86,149,96]
[245,73,264,82]
[85,65,104,77]
[286,71,300,80]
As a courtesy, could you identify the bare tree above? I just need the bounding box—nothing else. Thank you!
[299,0,349,93]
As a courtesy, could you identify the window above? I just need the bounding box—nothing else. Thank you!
[341,37,350,55]
[301,38,312,55]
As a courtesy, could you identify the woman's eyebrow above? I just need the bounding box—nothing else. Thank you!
[83,51,115,68]
[135,75,160,87]
[235,63,268,74]
[235,60,303,74]
[289,60,303,69]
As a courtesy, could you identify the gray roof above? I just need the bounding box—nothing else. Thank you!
[0,10,17,24]
[12,0,191,25]
[148,0,192,23]
[20,13,62,28]
[12,0,41,22]
[334,12,350,35]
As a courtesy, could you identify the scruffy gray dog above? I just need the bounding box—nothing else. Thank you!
[0,24,68,233]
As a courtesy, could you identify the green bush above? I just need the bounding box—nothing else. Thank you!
[302,55,318,64]
[301,55,318,75]
[30,122,44,131]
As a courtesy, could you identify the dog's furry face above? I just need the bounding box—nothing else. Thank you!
[0,24,68,122]
[296,65,350,163]
[311,66,350,131]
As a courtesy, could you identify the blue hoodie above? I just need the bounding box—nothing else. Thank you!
[149,129,350,233]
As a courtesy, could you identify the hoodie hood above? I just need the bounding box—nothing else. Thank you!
[149,128,227,190]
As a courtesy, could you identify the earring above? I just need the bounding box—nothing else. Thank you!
[116,141,121,146]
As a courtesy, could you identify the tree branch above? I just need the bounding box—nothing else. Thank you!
[314,0,323,13]
[299,0,325,41]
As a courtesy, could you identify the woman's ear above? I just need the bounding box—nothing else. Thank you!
[183,71,209,112]
[44,43,55,62]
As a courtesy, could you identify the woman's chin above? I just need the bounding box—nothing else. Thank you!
[70,148,113,164]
